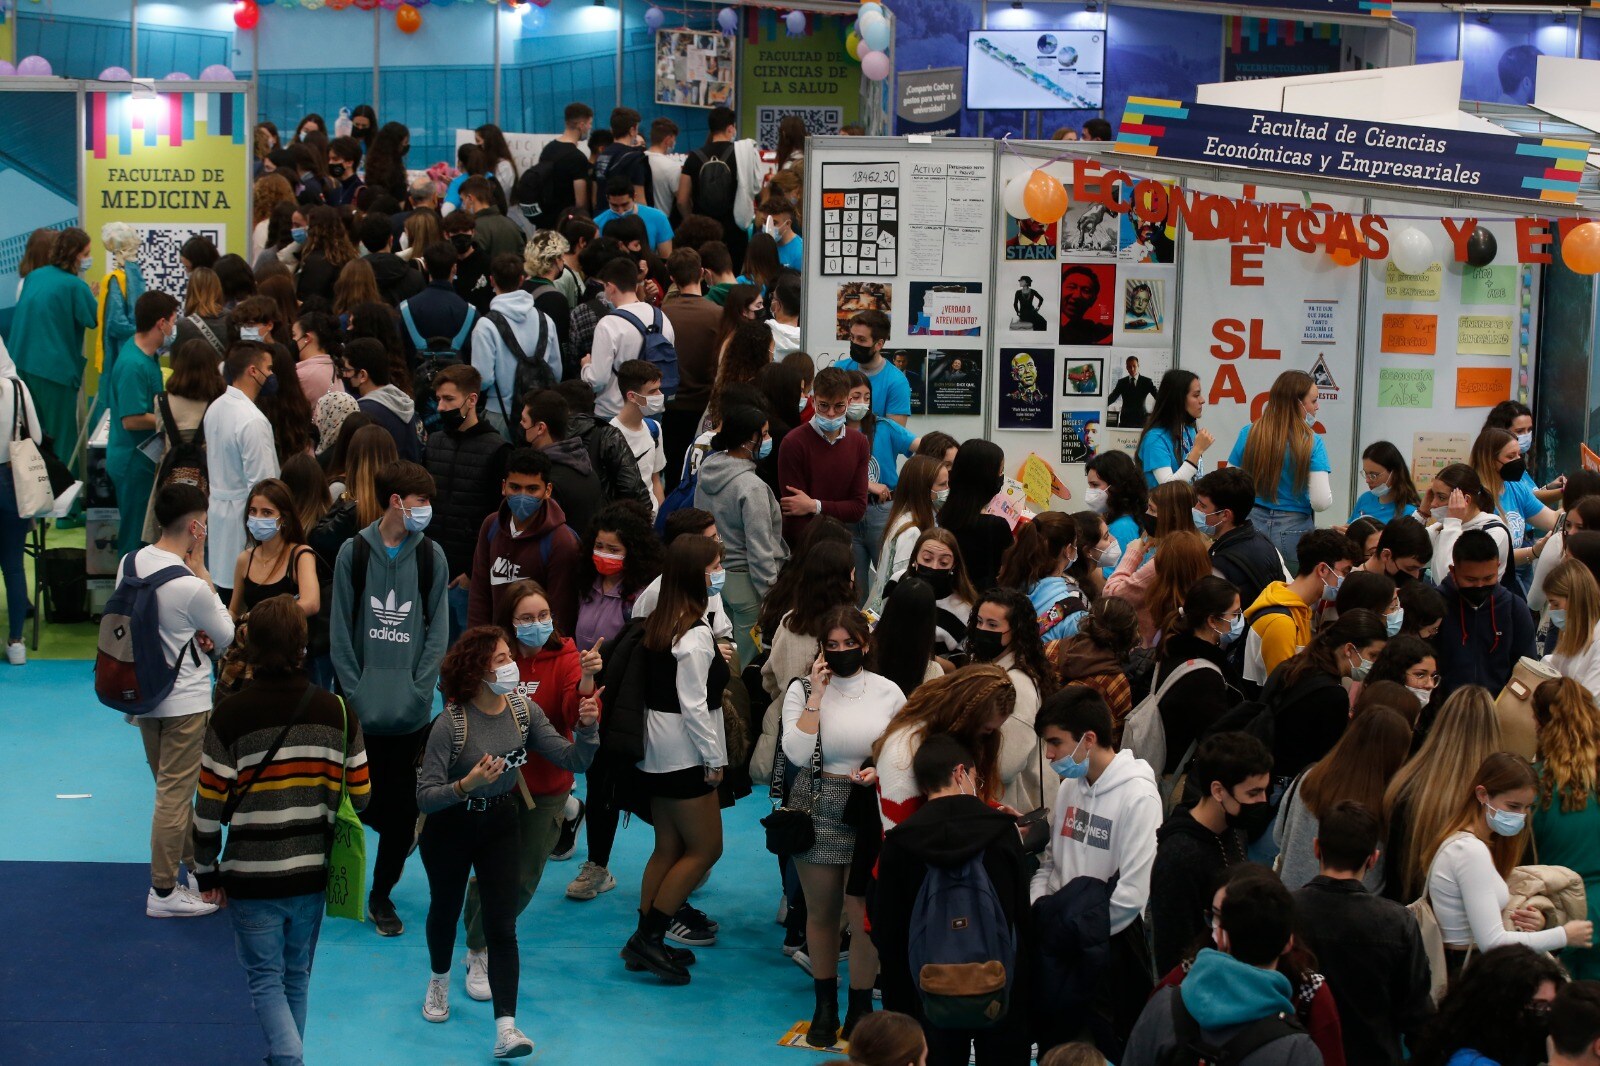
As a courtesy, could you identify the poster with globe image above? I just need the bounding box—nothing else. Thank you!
[966,30,1105,110]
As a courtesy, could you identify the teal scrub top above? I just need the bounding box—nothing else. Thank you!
[8,264,99,388]
[104,338,163,471]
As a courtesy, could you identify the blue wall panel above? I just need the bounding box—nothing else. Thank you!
[18,13,228,81]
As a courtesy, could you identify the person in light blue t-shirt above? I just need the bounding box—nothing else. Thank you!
[834,309,911,425]
[1135,369,1217,489]
[764,200,804,272]
[1084,450,1147,578]
[593,174,673,256]
[1227,369,1332,573]
[844,369,918,605]
[1474,426,1556,581]
[1348,440,1421,525]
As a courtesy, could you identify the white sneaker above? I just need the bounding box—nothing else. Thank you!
[465,949,491,1002]
[6,641,24,666]
[422,977,450,1023]
[492,1026,534,1059]
[565,861,616,901]
[146,885,217,918]
[183,868,200,894]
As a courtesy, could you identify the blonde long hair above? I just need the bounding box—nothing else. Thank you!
[1546,558,1600,660]
[1535,677,1600,813]
[1384,685,1503,898]
[1240,370,1316,505]
[1425,752,1538,881]
[344,425,399,528]
[872,665,1015,802]
[1146,479,1196,548]
[1469,427,1516,514]
[1147,530,1214,639]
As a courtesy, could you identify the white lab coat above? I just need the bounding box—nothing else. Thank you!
[203,386,279,578]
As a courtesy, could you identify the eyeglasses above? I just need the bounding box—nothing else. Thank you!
[1406,671,1441,684]
[1362,470,1386,485]
[512,614,552,626]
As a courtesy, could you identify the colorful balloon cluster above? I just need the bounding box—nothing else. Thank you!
[847,1,892,82]
[1003,168,1070,224]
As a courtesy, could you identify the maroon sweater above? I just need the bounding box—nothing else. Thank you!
[775,423,870,544]
[467,496,583,634]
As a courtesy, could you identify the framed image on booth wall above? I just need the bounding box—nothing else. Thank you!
[656,29,736,109]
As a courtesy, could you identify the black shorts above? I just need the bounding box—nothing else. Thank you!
[642,766,715,800]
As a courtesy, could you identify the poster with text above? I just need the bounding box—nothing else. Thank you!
[740,9,858,146]
[656,29,735,109]
[1221,17,1343,82]
[927,351,982,416]
[908,281,984,337]
[884,349,928,416]
[1006,216,1058,261]
[835,282,892,340]
[1060,410,1102,463]
[1059,263,1116,347]
[820,162,900,276]
[998,347,1055,430]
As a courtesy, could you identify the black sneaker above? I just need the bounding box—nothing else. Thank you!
[369,896,404,937]
[666,903,717,946]
[550,798,585,862]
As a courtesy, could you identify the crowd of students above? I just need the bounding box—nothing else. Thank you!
[2,96,1599,1066]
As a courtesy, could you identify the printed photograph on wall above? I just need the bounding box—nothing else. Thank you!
[1104,350,1169,428]
[908,281,984,337]
[1120,206,1176,264]
[1005,216,1057,260]
[1008,273,1051,332]
[997,347,1055,430]
[1059,263,1116,346]
[1061,197,1120,257]
[927,350,983,416]
[656,28,736,109]
[884,349,928,415]
[1061,410,1102,464]
[1064,357,1103,398]
[835,281,893,340]
[1122,277,1166,334]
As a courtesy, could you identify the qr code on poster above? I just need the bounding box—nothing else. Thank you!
[103,225,226,303]
[756,107,843,150]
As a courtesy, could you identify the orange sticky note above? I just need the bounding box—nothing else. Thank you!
[823,192,846,209]
[1380,314,1437,355]
[1455,367,1511,408]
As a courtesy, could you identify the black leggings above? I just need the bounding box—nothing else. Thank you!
[584,757,621,869]
[420,802,523,1018]
[359,725,431,901]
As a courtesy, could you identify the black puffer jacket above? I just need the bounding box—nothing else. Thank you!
[566,411,650,508]
[425,420,512,577]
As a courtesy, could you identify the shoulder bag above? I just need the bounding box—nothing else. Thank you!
[8,377,55,518]
[324,695,367,922]
[761,678,820,856]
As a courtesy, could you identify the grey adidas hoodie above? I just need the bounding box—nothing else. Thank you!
[695,450,788,594]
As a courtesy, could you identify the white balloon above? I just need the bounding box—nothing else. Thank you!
[859,2,885,17]
[1391,227,1436,276]
[860,13,891,52]
[1003,176,1031,220]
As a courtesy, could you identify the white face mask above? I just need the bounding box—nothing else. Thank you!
[635,392,666,416]
[486,661,521,696]
[1406,684,1432,707]
[1083,487,1109,514]
[1096,538,1122,569]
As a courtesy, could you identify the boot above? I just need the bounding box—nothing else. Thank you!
[840,986,874,1040]
[620,908,690,985]
[624,942,697,970]
[807,977,840,1048]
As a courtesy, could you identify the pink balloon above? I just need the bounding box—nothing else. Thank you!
[200,64,235,81]
[0,62,15,77]
[165,72,192,81]
[16,56,53,77]
[860,50,891,82]
[100,66,132,81]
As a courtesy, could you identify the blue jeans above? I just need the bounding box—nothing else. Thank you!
[0,466,31,643]
[447,582,470,649]
[1253,507,1313,575]
[231,892,325,1066]
[850,500,892,607]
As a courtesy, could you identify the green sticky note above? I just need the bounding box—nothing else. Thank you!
[1378,368,1434,409]
[1461,265,1515,305]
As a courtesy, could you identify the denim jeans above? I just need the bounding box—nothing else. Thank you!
[850,501,892,607]
[231,892,325,1066]
[0,466,31,642]
[1253,507,1314,575]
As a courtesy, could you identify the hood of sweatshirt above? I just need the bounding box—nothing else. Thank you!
[698,450,759,496]
[1157,804,1229,848]
[1057,634,1122,678]
[1070,747,1156,802]
[1180,948,1297,1030]
[367,252,415,289]
[890,794,1021,866]
[1246,581,1312,624]
[494,492,569,543]
[544,435,594,476]
[489,288,538,324]
[363,383,416,424]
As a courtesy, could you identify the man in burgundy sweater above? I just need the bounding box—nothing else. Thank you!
[777,365,870,545]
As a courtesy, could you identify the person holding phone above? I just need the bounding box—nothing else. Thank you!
[415,625,599,1059]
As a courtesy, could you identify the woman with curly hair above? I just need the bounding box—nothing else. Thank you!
[966,587,1059,813]
[574,500,663,653]
[1084,449,1148,564]
[1532,676,1600,979]
[760,538,857,701]
[415,624,599,1056]
[251,171,297,259]
[522,229,572,357]
[295,204,358,305]
[1413,944,1566,1066]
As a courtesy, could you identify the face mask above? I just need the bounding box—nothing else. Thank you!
[755,436,772,460]
[258,372,279,398]
[1097,539,1122,569]
[706,569,726,598]
[812,412,846,435]
[353,125,370,138]
[163,323,178,349]
[291,227,308,244]
[968,628,1006,663]
[1500,458,1527,484]
[1192,508,1218,536]
[1214,612,1245,648]
[437,407,467,433]
[639,392,666,416]
[1226,797,1276,838]
[1322,567,1343,602]
[1517,431,1534,455]
[1083,487,1109,515]
[1458,585,1491,608]
[1430,506,1450,524]
[1051,736,1090,780]
[912,564,954,600]
[451,233,474,253]
[1374,480,1391,499]
[506,493,543,522]
[1483,800,1526,837]
[1140,513,1158,537]
[933,488,949,508]
[516,619,554,649]
[79,255,93,273]
[848,341,874,363]
[797,395,808,413]
[240,326,263,342]
[247,516,280,542]
[1303,408,1317,429]
[593,550,625,575]
[402,503,432,533]
[824,647,864,677]
[486,660,521,696]
[846,402,870,422]
[1386,608,1404,637]
[1406,684,1432,707]
[1350,655,1373,682]
[1550,608,1568,629]
[328,162,347,178]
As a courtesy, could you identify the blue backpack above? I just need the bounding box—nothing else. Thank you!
[608,306,680,398]
[94,553,202,715]
[655,440,703,535]
[907,852,1017,1030]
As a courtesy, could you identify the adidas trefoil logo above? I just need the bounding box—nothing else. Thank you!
[369,591,414,642]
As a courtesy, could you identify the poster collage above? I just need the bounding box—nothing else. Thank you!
[655,29,736,109]
[994,178,1180,467]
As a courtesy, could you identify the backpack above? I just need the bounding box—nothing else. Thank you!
[484,309,553,429]
[400,301,476,432]
[1121,658,1222,789]
[691,145,738,218]
[595,146,645,194]
[908,852,1016,1030]
[596,618,653,763]
[482,513,560,572]
[607,306,680,398]
[348,533,439,634]
[1479,519,1528,601]
[153,393,208,498]
[1205,668,1339,751]
[94,552,202,715]
[512,157,559,226]
[1223,603,1292,690]
[656,439,703,535]
[1165,991,1305,1066]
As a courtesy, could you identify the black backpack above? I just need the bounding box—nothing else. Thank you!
[594,146,644,196]
[1164,993,1304,1066]
[596,618,652,763]
[512,158,558,227]
[1222,603,1293,695]
[691,145,737,217]
[153,393,208,498]
[483,309,553,430]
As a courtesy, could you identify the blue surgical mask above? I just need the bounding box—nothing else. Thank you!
[1349,650,1373,682]
[1192,508,1218,536]
[516,619,554,649]
[291,227,308,244]
[1549,608,1567,630]
[1303,409,1317,429]
[1322,568,1343,602]
[1517,431,1534,456]
[258,373,279,398]
[506,493,543,522]
[812,412,847,435]
[240,326,263,342]
[1386,608,1404,637]
[1374,481,1391,499]
[1215,612,1245,648]
[1051,736,1090,780]
[79,255,93,273]
[163,323,178,349]
[247,516,280,542]
[846,402,870,422]
[755,436,772,460]
[707,569,726,597]
[1484,800,1526,837]
[402,503,432,533]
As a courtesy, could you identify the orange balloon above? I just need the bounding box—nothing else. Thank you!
[1021,169,1069,224]
[1564,221,1600,275]
[396,3,421,33]
[1329,246,1361,267]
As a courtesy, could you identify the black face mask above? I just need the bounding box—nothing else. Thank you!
[1226,798,1276,841]
[912,565,954,600]
[328,162,347,178]
[352,125,371,138]
[1458,584,1492,608]
[437,407,467,433]
[451,233,474,254]
[1140,512,1159,536]
[1500,458,1527,484]
[968,629,1006,663]
[848,341,874,363]
[823,648,864,677]
[1388,565,1415,586]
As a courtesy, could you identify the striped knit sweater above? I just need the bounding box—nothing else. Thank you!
[193,673,371,899]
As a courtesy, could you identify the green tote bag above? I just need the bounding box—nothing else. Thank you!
[325,696,367,922]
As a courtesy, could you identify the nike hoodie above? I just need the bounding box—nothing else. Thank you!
[1123,949,1321,1066]
[467,494,583,635]
[1029,748,1161,936]
[359,383,424,462]
[330,522,449,736]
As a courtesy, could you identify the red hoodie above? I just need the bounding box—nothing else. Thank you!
[516,636,584,796]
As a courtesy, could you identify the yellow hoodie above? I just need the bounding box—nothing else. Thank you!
[1245,581,1314,683]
